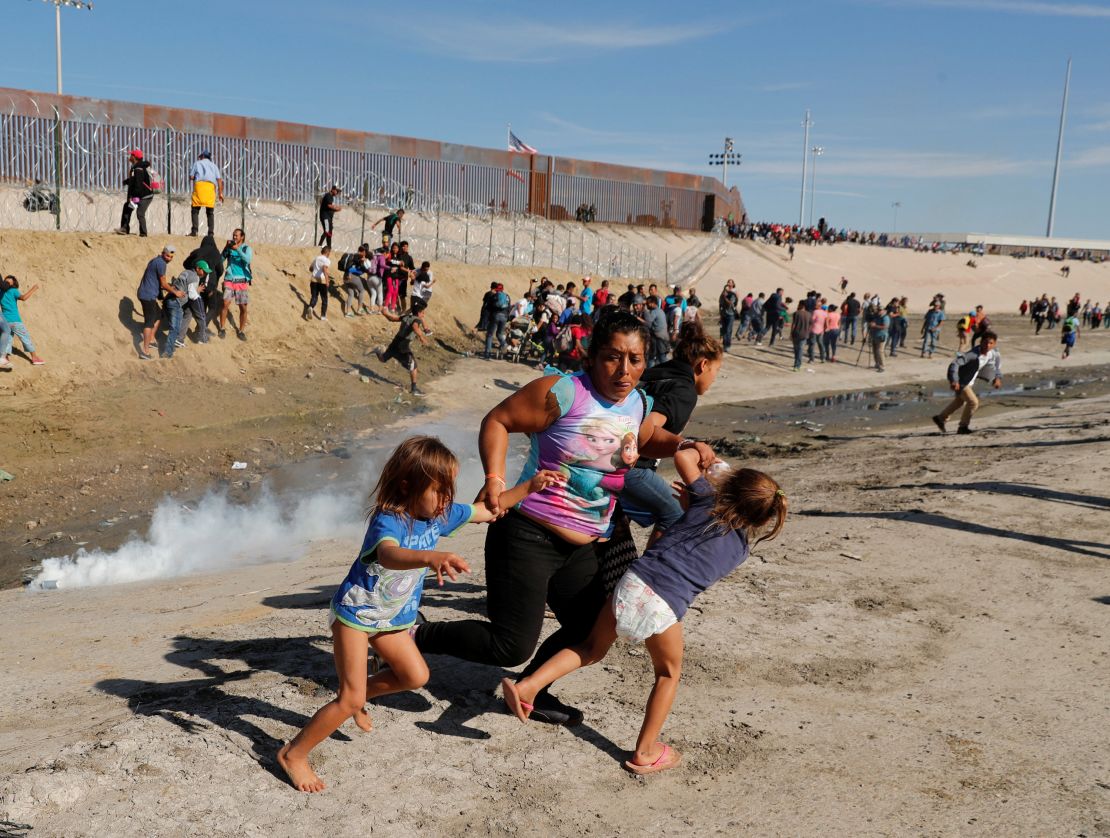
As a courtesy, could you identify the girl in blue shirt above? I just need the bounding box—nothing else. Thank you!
[278,435,562,793]
[503,449,786,775]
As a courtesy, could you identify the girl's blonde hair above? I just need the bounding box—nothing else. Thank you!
[708,468,787,547]
[369,436,459,519]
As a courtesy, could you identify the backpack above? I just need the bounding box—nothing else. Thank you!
[337,252,359,273]
[555,325,575,353]
[494,291,511,311]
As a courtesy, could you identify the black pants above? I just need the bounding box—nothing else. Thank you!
[120,195,153,236]
[308,281,329,316]
[190,206,215,237]
[416,510,606,676]
[318,215,334,246]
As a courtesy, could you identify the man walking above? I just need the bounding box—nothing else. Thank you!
[484,283,511,359]
[188,151,224,237]
[318,184,342,246]
[933,331,1002,435]
[920,299,945,358]
[136,245,175,360]
[118,149,155,237]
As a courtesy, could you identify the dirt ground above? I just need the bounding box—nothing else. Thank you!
[1,233,1108,835]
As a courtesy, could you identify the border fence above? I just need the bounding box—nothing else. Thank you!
[0,88,741,283]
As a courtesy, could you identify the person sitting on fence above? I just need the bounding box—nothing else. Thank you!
[118,149,155,238]
[189,150,224,238]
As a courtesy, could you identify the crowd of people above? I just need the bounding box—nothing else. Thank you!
[1021,293,1107,357]
[473,276,707,372]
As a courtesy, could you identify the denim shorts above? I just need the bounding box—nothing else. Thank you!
[619,466,684,529]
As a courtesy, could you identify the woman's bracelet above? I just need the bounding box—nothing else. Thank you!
[676,439,699,451]
[485,474,506,486]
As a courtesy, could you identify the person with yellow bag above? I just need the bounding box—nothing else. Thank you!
[188,150,224,237]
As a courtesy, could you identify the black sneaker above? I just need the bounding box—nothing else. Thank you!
[932,415,947,434]
[956,425,973,435]
[527,690,584,727]
[218,329,227,339]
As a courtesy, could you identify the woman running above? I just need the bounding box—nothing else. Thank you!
[414,311,715,725]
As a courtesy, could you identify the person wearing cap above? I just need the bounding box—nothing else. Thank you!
[579,276,594,316]
[165,260,209,357]
[318,184,342,246]
[118,149,155,237]
[188,150,224,238]
[135,246,177,360]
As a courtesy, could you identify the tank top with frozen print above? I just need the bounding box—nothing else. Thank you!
[516,371,650,537]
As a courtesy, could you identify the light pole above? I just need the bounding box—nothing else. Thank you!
[798,110,812,227]
[1046,57,1071,237]
[39,0,94,95]
[708,137,741,188]
[808,146,824,228]
[891,201,901,233]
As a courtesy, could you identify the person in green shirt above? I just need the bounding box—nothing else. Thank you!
[1061,314,1080,359]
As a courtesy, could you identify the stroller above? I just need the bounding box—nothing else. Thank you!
[504,316,545,364]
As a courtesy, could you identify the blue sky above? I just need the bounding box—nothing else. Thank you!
[3,0,1110,238]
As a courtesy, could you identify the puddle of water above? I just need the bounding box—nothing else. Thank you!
[691,367,1110,441]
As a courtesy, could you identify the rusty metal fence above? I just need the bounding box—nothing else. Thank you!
[0,100,726,283]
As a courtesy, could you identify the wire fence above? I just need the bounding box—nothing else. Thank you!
[0,101,726,283]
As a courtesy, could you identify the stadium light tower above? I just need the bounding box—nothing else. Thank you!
[38,0,94,95]
[708,137,741,188]
[808,146,824,227]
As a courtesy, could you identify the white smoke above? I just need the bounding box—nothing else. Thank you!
[27,420,498,592]
[28,485,364,590]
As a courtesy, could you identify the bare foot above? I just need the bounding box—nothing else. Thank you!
[354,706,374,732]
[500,677,534,722]
[277,742,326,792]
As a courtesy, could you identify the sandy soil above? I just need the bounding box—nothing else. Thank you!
[1,232,1108,836]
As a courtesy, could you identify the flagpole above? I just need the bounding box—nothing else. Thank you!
[507,123,511,152]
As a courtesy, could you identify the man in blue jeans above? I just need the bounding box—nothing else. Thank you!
[484,283,511,359]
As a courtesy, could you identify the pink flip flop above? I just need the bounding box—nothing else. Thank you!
[500,677,533,723]
[623,743,682,775]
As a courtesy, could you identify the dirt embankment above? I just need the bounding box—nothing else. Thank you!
[0,229,585,585]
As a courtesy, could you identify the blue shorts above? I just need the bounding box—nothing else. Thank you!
[619,467,684,530]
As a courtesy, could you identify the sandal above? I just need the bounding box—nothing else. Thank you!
[623,743,682,775]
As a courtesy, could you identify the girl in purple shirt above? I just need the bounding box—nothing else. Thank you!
[503,449,787,775]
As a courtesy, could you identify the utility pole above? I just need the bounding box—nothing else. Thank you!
[798,109,812,227]
[891,201,901,233]
[1046,57,1072,237]
[808,146,824,228]
[40,0,93,95]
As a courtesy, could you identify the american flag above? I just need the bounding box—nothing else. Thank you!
[508,130,538,154]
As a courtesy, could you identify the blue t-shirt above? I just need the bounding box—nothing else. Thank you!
[629,476,749,620]
[137,256,167,301]
[0,287,22,323]
[580,287,594,315]
[331,502,474,632]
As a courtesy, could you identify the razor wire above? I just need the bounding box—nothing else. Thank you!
[0,102,726,283]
